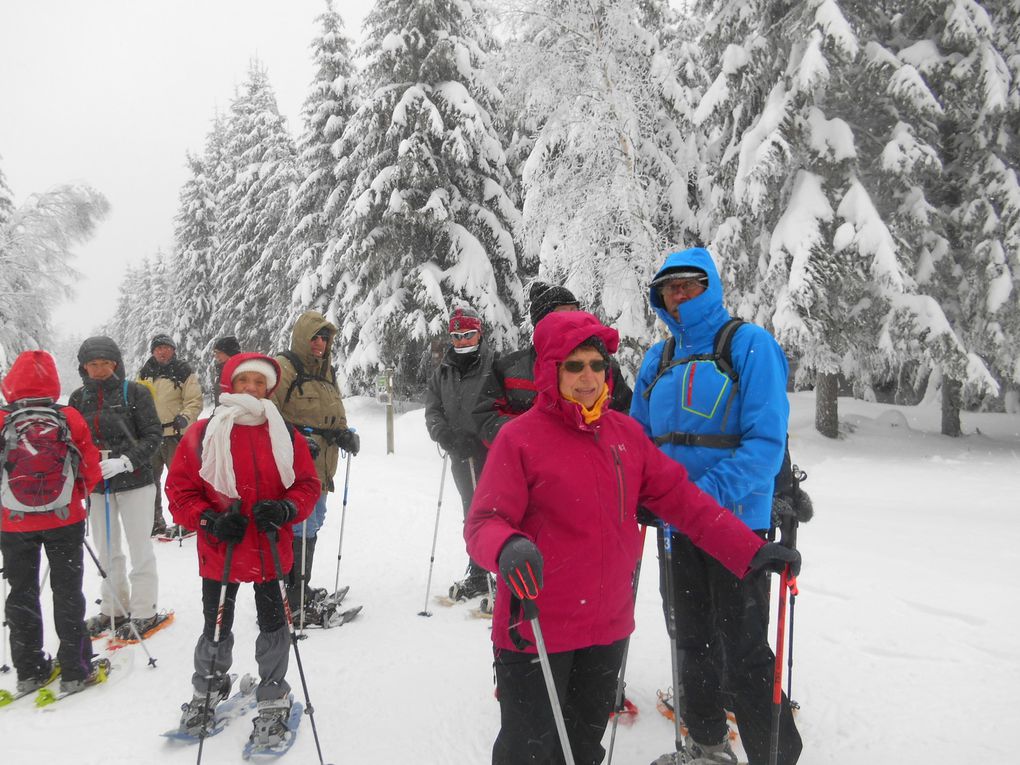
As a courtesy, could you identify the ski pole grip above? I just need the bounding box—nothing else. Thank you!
[522,597,539,620]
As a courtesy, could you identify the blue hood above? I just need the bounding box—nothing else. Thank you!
[650,247,731,349]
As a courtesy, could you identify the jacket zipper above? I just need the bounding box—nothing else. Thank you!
[611,446,625,524]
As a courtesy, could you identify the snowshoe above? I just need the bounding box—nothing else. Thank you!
[243,697,303,759]
[156,525,196,543]
[679,734,739,765]
[0,660,58,706]
[112,611,174,643]
[164,674,258,743]
[246,696,293,749]
[86,613,130,640]
[36,658,111,706]
[181,674,233,734]
[449,574,489,601]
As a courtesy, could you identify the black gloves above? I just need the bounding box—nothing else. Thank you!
[452,432,479,457]
[252,500,297,532]
[303,433,321,459]
[173,414,189,433]
[433,426,456,452]
[749,542,802,577]
[498,536,543,599]
[334,428,360,456]
[201,509,248,543]
[635,505,658,527]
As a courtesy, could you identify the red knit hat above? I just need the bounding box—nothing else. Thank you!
[449,306,482,334]
[219,352,282,396]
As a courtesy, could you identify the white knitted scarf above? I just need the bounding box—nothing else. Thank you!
[199,393,295,499]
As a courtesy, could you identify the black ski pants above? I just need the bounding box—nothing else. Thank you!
[492,639,626,765]
[660,530,802,765]
[1,521,93,682]
[450,451,487,577]
[200,576,286,640]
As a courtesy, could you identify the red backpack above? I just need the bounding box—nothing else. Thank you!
[0,402,81,520]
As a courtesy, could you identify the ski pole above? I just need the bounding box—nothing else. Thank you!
[781,499,801,708]
[82,538,157,667]
[522,597,575,765]
[333,449,353,592]
[418,452,449,617]
[197,536,237,764]
[769,566,793,765]
[662,524,684,761]
[99,450,118,639]
[297,521,309,636]
[266,528,333,765]
[1,542,9,673]
[467,456,494,609]
[606,524,648,765]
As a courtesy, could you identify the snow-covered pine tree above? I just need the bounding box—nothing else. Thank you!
[0,159,14,232]
[211,61,299,353]
[171,150,219,380]
[287,1,359,333]
[693,0,993,437]
[0,184,109,365]
[892,0,1019,430]
[103,259,152,374]
[501,0,698,373]
[326,0,523,395]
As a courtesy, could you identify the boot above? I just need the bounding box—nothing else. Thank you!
[449,561,490,601]
[249,696,293,748]
[684,734,738,765]
[179,674,233,735]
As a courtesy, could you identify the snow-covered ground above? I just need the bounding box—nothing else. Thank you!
[2,392,1017,764]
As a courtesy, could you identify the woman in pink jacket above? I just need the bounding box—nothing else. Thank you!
[166,353,320,743]
[465,311,799,765]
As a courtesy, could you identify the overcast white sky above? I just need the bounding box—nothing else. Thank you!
[0,0,374,336]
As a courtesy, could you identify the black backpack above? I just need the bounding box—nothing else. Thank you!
[276,350,338,404]
[642,319,811,529]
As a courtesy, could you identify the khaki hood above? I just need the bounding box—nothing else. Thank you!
[290,311,338,375]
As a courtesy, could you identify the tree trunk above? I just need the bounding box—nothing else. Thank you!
[941,376,962,437]
[815,372,839,438]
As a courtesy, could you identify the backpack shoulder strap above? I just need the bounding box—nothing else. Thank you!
[278,350,308,404]
[641,337,678,401]
[712,318,745,383]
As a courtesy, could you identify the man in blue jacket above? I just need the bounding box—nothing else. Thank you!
[631,247,801,765]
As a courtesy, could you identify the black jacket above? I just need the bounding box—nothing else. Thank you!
[69,340,162,493]
[424,341,496,460]
[472,344,633,445]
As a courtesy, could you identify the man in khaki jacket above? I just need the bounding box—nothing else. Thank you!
[138,333,203,536]
[272,312,359,618]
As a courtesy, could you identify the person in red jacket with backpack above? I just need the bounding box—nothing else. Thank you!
[0,350,102,696]
[465,312,800,765]
[165,352,320,745]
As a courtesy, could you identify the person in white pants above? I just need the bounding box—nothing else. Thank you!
[68,336,165,639]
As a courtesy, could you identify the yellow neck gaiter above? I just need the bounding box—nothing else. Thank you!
[565,383,610,425]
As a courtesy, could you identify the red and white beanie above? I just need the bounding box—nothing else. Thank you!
[219,352,281,395]
[449,306,482,334]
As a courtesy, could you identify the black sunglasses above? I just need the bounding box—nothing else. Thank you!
[561,359,608,374]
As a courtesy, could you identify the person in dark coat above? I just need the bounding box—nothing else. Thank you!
[424,305,497,601]
[211,335,241,406]
[68,336,164,639]
[473,281,632,446]
[1,351,103,695]
[465,311,800,765]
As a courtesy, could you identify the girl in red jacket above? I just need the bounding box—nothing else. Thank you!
[1,351,102,695]
[166,353,320,742]
[465,312,799,765]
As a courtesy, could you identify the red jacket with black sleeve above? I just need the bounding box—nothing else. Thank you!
[166,417,320,583]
